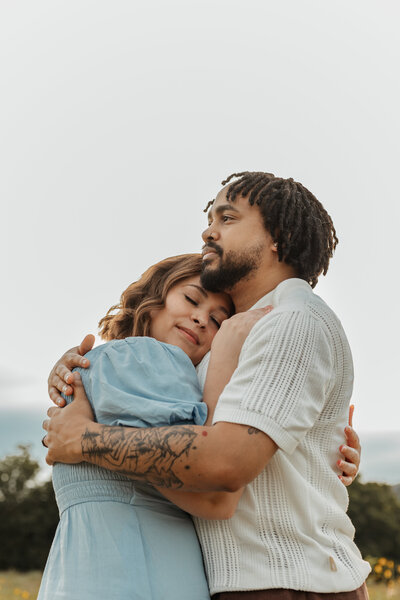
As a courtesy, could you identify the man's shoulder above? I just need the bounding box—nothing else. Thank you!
[250,278,347,345]
[271,278,339,323]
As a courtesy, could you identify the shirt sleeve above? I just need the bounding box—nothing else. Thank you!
[78,338,207,428]
[212,310,334,454]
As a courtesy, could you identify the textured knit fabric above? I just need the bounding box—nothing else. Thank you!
[38,337,210,600]
[194,278,370,594]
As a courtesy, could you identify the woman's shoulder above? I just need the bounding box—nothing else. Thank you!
[84,337,193,369]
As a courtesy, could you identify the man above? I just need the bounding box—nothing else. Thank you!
[44,171,368,598]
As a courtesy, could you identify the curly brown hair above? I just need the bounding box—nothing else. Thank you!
[98,254,220,340]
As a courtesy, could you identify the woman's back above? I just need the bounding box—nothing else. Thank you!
[39,337,210,600]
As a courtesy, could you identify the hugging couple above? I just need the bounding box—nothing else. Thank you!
[41,171,371,599]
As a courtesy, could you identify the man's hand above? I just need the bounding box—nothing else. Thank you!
[48,334,95,406]
[338,405,361,486]
[43,372,95,465]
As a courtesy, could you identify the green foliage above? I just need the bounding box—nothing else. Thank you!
[348,477,400,561]
[0,446,58,571]
[1,447,400,572]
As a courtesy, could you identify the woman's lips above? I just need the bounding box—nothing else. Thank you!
[176,326,199,345]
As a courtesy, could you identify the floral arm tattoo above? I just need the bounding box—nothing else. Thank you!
[80,423,264,490]
[81,424,200,489]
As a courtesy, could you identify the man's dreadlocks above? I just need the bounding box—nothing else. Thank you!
[205,171,338,288]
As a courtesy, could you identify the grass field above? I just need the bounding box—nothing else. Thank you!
[0,571,399,599]
[0,572,42,599]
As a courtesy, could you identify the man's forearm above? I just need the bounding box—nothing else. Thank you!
[81,421,232,491]
[79,420,275,492]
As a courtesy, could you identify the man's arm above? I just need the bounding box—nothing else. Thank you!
[44,372,277,492]
[45,333,362,486]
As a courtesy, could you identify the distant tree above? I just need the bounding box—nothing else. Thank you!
[0,445,58,571]
[348,477,400,560]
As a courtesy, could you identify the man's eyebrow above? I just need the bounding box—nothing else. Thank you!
[207,203,240,221]
[186,284,230,316]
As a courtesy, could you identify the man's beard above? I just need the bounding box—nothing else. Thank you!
[200,244,264,293]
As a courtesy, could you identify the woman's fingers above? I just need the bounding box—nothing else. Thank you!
[344,425,361,453]
[338,474,353,486]
[47,337,93,397]
[51,373,73,395]
[47,344,93,406]
[49,386,66,407]
[340,444,359,468]
[348,404,354,428]
[338,442,359,486]
[54,353,86,385]
[78,334,95,356]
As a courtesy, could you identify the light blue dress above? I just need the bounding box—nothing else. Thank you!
[38,337,211,600]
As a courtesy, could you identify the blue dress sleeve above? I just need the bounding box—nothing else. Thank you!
[76,337,207,428]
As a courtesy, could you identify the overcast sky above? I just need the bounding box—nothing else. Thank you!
[1,0,399,440]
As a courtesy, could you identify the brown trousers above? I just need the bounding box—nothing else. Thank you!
[212,583,369,600]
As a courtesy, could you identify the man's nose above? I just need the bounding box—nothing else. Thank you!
[202,224,219,242]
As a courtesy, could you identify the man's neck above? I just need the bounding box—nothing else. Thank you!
[230,269,296,313]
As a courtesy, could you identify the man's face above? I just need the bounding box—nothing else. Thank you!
[200,186,273,293]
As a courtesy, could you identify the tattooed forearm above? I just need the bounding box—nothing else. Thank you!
[81,425,199,489]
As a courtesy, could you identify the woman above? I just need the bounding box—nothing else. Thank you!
[38,253,267,600]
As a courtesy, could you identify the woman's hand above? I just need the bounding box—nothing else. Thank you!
[204,306,273,424]
[43,371,96,465]
[338,405,361,486]
[211,305,273,360]
[48,334,95,406]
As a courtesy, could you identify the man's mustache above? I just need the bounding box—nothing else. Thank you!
[202,241,223,257]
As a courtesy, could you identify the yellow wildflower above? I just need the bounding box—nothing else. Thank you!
[21,592,30,599]
[13,588,21,595]
[374,564,383,574]
[378,557,387,565]
[383,569,392,579]
[387,560,394,568]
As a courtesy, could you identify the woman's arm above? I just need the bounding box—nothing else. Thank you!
[156,487,244,519]
[154,308,273,518]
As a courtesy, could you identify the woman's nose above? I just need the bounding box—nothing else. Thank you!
[192,311,207,328]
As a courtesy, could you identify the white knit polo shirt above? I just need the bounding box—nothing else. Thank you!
[194,278,370,594]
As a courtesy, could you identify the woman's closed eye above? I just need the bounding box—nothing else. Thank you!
[210,316,221,329]
[184,294,198,306]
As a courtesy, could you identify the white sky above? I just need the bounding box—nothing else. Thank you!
[1,0,399,435]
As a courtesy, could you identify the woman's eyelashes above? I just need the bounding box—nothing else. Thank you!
[184,295,221,329]
[210,316,221,329]
[184,294,197,306]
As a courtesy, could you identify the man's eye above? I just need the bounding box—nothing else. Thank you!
[185,295,197,305]
[222,215,232,222]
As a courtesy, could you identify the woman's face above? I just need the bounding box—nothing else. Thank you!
[149,275,232,365]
